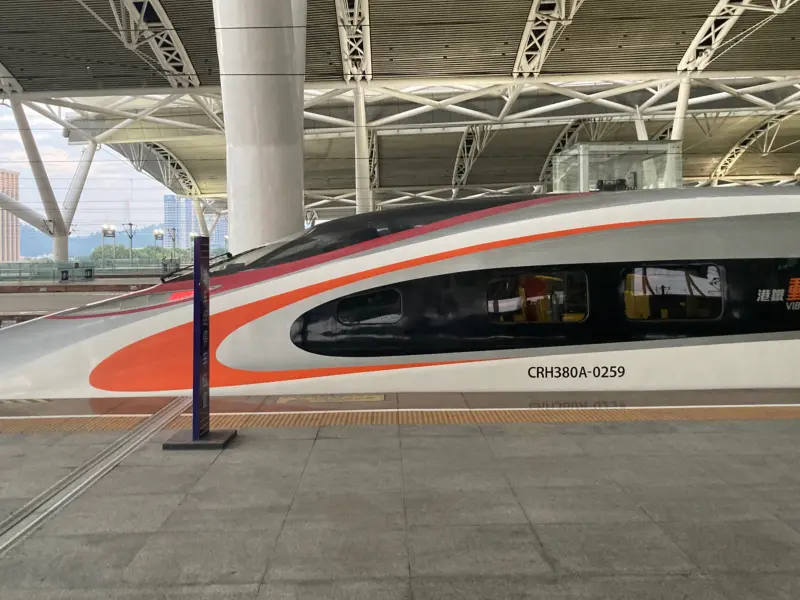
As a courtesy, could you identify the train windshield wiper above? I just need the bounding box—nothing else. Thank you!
[160,251,233,283]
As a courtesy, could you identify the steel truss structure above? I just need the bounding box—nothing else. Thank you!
[451,125,497,189]
[305,183,544,219]
[708,109,800,184]
[335,0,372,82]
[0,0,798,246]
[680,0,800,72]
[15,70,800,216]
[75,0,200,88]
[514,0,586,78]
[117,142,201,196]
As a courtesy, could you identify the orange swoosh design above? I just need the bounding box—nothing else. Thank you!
[89,219,688,392]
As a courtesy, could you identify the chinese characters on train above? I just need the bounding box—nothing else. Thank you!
[756,277,800,310]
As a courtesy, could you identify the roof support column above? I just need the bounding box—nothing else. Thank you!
[666,77,691,187]
[353,86,373,214]
[53,236,69,264]
[212,0,306,254]
[208,213,222,237]
[671,77,691,142]
[63,141,97,231]
[193,198,210,236]
[0,192,51,235]
[10,101,69,261]
[634,111,657,188]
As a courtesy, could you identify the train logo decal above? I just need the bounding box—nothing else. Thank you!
[756,277,800,309]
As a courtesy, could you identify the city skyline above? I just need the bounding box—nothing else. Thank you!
[163,195,228,250]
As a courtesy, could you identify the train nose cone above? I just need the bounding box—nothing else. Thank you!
[0,320,51,399]
[0,316,104,400]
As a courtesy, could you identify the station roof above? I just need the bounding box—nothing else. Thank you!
[1,0,799,219]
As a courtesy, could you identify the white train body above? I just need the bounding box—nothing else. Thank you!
[0,187,799,399]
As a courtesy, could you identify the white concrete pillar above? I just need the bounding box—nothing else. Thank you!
[63,141,97,230]
[353,87,373,214]
[11,101,66,237]
[670,78,692,142]
[665,77,691,188]
[192,198,210,236]
[53,235,68,263]
[212,0,307,254]
[634,112,657,189]
[578,146,590,192]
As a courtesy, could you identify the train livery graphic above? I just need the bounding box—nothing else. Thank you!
[0,186,799,399]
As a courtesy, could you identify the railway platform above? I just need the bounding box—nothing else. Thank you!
[1,392,800,599]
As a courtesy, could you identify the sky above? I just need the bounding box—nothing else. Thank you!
[0,104,170,236]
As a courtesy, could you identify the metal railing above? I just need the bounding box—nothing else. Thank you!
[0,259,191,282]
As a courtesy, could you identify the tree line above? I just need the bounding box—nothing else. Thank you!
[24,245,228,264]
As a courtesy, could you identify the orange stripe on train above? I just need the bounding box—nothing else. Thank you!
[89,219,689,393]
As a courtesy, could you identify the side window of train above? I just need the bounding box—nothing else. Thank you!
[487,270,588,324]
[337,288,402,325]
[622,264,723,321]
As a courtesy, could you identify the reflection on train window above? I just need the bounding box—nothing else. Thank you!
[487,271,588,323]
[624,264,723,320]
[337,289,402,325]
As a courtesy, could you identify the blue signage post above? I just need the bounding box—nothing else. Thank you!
[193,235,211,440]
[163,236,237,451]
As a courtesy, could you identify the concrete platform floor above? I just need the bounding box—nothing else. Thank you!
[0,430,126,521]
[2,419,800,598]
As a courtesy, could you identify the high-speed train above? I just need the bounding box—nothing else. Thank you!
[0,186,799,400]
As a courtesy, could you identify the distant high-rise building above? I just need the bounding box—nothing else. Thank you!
[163,194,230,251]
[162,194,196,250]
[162,194,180,249]
[181,198,195,249]
[210,215,228,248]
[0,170,20,262]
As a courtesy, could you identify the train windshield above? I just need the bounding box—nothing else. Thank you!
[179,195,540,280]
[207,230,309,277]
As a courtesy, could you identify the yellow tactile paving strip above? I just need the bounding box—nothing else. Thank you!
[2,405,800,433]
[0,416,148,434]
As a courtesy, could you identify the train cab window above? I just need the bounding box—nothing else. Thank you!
[337,289,402,325]
[623,264,723,321]
[487,270,588,324]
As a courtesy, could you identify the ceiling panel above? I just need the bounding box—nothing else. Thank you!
[369,0,530,78]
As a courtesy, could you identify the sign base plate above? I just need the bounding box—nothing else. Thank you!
[162,429,238,451]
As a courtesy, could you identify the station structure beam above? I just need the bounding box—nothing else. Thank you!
[513,0,585,78]
[353,86,373,214]
[709,109,800,185]
[336,0,374,213]
[51,72,800,143]
[451,125,497,196]
[63,142,98,232]
[0,69,99,260]
[539,120,583,189]
[7,101,98,261]
[0,60,22,95]
[212,0,307,253]
[37,71,800,205]
[368,129,380,192]
[335,0,373,82]
[192,198,210,237]
[668,0,800,176]
[0,193,52,236]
